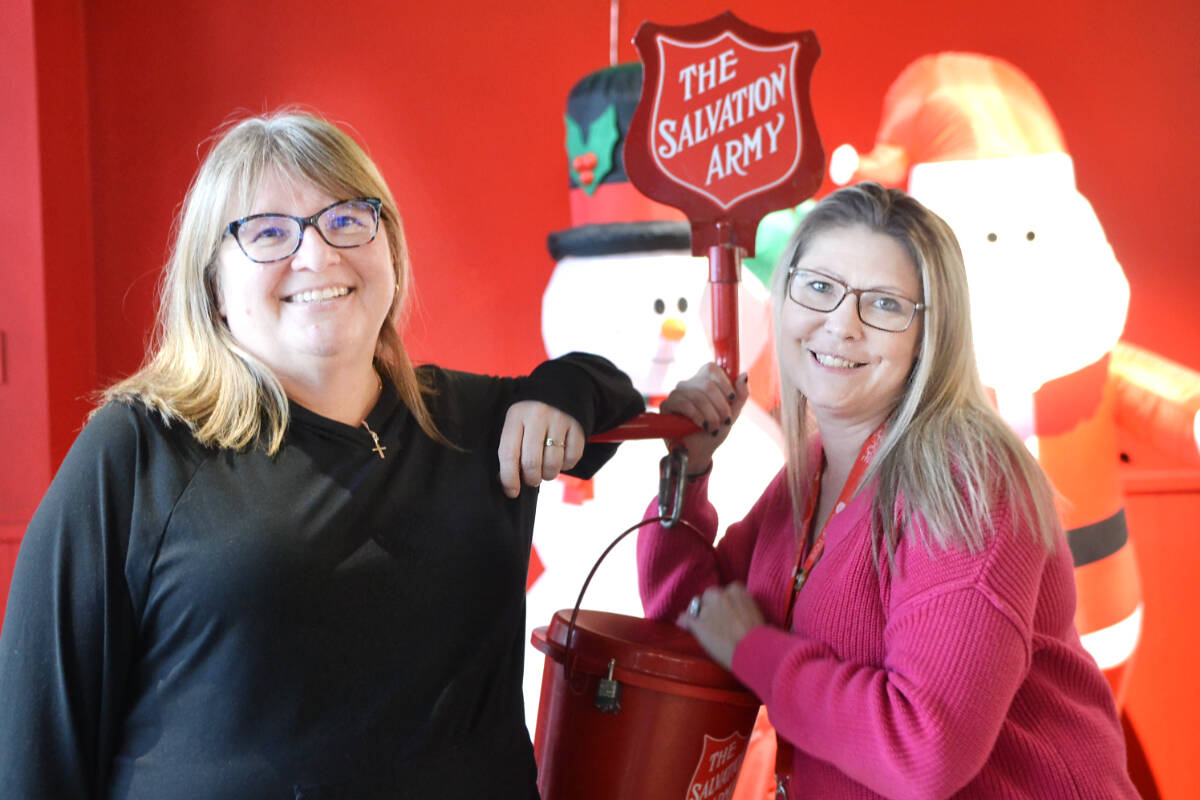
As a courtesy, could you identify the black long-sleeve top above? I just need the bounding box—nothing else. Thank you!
[0,354,643,799]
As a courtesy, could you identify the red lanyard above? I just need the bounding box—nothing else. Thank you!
[775,424,884,797]
[782,425,883,630]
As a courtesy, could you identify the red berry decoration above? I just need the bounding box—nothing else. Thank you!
[565,106,617,195]
[571,152,600,173]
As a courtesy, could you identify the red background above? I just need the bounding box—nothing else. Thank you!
[3,0,1198,796]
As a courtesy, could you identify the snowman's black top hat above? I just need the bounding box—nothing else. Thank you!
[547,64,691,261]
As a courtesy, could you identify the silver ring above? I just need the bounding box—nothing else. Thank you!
[544,437,566,448]
[687,595,702,617]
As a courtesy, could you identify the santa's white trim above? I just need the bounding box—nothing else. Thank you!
[1079,604,1143,671]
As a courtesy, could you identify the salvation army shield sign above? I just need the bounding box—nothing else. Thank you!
[625,12,823,255]
[650,35,801,209]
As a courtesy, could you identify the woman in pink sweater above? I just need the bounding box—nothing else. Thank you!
[637,183,1138,798]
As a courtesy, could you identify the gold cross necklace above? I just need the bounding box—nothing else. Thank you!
[362,375,387,460]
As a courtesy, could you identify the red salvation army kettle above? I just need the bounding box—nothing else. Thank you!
[531,609,759,799]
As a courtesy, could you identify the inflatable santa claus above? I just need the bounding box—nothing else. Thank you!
[830,52,1200,705]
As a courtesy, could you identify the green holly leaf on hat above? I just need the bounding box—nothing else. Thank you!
[565,105,618,196]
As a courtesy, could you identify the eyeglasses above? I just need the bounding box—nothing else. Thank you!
[226,197,383,263]
[786,268,926,332]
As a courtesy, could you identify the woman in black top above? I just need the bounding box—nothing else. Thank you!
[0,110,642,798]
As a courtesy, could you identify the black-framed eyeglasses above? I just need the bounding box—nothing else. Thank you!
[226,197,383,263]
[786,267,926,332]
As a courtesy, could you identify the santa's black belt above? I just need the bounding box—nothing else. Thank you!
[1066,509,1128,568]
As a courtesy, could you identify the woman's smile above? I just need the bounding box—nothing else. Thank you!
[810,350,868,369]
[283,285,353,304]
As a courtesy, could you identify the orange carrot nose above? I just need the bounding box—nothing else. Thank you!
[661,318,687,341]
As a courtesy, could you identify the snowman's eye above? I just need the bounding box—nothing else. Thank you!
[1026,231,1036,241]
[677,298,688,313]
[986,233,998,243]
[654,299,666,314]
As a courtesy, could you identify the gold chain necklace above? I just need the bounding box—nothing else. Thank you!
[361,375,386,460]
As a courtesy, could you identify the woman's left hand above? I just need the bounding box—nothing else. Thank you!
[677,582,767,670]
[498,401,586,498]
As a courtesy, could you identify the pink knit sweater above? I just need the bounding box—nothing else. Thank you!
[638,468,1138,799]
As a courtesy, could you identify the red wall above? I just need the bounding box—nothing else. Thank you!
[4,0,1199,795]
[0,0,50,622]
[0,0,97,624]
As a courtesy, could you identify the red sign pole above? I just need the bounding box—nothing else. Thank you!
[593,11,824,443]
[709,222,741,380]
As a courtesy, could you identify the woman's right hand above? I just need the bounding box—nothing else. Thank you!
[660,363,749,477]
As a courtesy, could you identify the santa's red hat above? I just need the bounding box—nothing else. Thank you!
[830,52,1068,187]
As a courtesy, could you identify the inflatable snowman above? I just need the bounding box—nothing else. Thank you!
[522,64,790,730]
[831,52,1200,704]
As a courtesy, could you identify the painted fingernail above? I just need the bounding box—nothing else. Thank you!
[727,392,736,401]
[702,419,710,431]
[711,430,720,437]
[724,417,732,425]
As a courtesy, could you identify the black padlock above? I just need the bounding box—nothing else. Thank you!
[594,658,622,714]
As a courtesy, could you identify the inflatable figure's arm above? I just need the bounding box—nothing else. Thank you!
[1111,341,1200,465]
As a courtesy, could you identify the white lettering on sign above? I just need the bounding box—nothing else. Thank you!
[704,113,784,185]
[657,63,788,185]
[685,732,749,800]
[687,758,741,800]
[678,48,740,101]
[708,739,740,771]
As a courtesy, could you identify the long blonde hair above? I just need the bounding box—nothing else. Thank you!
[772,183,1059,558]
[103,110,444,454]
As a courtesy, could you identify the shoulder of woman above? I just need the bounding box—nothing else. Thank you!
[74,400,206,472]
[413,362,445,384]
[411,363,515,444]
[29,401,205,573]
[890,494,1050,607]
[80,400,167,455]
[414,363,502,396]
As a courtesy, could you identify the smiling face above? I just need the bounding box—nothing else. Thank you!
[214,169,395,386]
[779,224,923,433]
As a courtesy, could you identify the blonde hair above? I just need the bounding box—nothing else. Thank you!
[103,109,445,454]
[772,182,1059,558]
